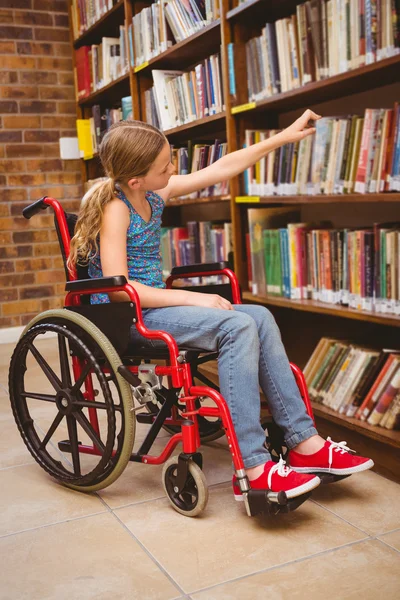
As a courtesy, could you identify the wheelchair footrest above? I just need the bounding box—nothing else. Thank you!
[58,439,81,452]
[317,473,351,484]
[136,413,157,424]
[246,489,312,517]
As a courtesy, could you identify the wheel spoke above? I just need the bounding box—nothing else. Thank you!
[71,361,91,393]
[20,391,57,403]
[74,399,121,412]
[39,412,64,450]
[58,334,72,387]
[66,415,81,476]
[74,409,105,453]
[28,342,62,391]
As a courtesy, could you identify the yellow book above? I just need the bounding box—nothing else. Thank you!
[76,119,94,160]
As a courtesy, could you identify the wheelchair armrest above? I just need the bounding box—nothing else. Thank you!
[65,276,127,292]
[170,261,231,277]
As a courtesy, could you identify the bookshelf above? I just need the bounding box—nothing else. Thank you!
[68,0,400,481]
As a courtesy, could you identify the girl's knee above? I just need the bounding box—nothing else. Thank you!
[226,310,258,336]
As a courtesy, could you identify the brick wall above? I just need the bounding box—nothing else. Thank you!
[0,0,82,329]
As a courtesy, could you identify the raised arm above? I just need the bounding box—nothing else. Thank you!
[162,109,321,200]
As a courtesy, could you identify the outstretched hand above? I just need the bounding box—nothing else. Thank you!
[281,109,322,144]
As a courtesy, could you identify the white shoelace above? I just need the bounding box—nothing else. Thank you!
[326,436,355,468]
[268,456,291,488]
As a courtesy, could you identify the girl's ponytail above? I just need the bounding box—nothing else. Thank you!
[67,176,115,274]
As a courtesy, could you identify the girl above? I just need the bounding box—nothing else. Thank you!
[69,112,373,502]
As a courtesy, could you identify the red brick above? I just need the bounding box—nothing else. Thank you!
[0,72,18,84]
[0,25,33,40]
[3,115,41,128]
[14,11,53,26]
[1,0,32,8]
[0,10,14,24]
[40,296,63,310]
[0,245,32,258]
[0,232,12,245]
[13,230,48,243]
[41,115,75,129]
[0,203,9,216]
[0,160,26,173]
[0,174,6,186]
[0,188,27,201]
[35,56,72,70]
[33,242,59,256]
[16,258,52,273]
[34,28,69,43]
[0,261,14,274]
[35,269,64,284]
[0,216,30,230]
[63,185,82,200]
[26,159,62,172]
[0,289,18,302]
[27,185,64,199]
[20,70,57,84]
[0,273,34,287]
[17,41,53,55]
[46,172,81,185]
[24,130,60,143]
[0,316,21,327]
[33,0,67,11]
[0,147,4,158]
[57,101,75,114]
[3,298,40,315]
[60,129,77,137]
[19,100,56,114]
[0,101,18,113]
[0,131,22,143]
[42,144,60,158]
[8,174,46,186]
[53,43,72,58]
[20,285,53,299]
[40,86,74,100]
[58,72,74,86]
[1,55,35,69]
[53,14,69,28]
[63,160,81,172]
[0,41,15,53]
[1,85,38,99]
[6,144,46,158]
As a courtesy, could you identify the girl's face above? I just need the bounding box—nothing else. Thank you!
[142,142,175,191]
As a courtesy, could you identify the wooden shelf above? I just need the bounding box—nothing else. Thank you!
[163,111,227,140]
[231,54,400,114]
[165,194,230,207]
[134,20,221,73]
[227,0,297,22]
[236,193,400,204]
[311,402,400,449]
[78,72,130,107]
[73,0,125,49]
[242,291,400,328]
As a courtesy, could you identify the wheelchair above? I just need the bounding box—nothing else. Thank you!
[8,196,346,518]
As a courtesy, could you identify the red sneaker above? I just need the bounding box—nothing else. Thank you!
[289,437,374,476]
[232,458,321,501]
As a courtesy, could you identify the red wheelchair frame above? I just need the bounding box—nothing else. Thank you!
[21,196,317,516]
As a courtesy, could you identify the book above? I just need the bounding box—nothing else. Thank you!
[367,365,400,425]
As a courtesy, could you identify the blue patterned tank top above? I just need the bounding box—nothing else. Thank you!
[88,188,166,304]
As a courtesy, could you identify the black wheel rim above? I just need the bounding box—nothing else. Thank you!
[9,321,125,486]
[164,464,199,511]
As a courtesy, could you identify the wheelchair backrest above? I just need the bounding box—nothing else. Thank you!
[54,212,89,283]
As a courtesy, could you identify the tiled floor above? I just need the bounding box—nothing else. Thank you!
[1,337,399,600]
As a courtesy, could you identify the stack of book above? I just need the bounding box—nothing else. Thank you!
[304,337,400,429]
[238,0,400,102]
[71,0,119,39]
[146,55,224,130]
[248,209,400,315]
[243,105,400,196]
[75,30,130,99]
[161,220,232,277]
[170,139,229,198]
[75,96,132,158]
[129,0,219,68]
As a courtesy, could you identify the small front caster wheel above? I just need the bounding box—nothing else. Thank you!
[162,456,208,517]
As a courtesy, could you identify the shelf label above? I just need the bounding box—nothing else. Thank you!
[134,61,149,72]
[235,196,260,203]
[231,102,256,114]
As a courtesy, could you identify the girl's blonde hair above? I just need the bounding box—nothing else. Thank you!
[68,120,167,273]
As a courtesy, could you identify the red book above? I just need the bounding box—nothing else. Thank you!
[75,46,91,99]
[356,354,400,420]
[379,109,393,191]
[384,102,399,191]
[172,227,188,267]
[354,108,373,193]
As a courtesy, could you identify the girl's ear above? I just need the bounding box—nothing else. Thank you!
[127,178,140,190]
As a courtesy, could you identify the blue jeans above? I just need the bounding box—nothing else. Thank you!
[131,304,318,468]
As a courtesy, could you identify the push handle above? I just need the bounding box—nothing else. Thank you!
[22,197,49,219]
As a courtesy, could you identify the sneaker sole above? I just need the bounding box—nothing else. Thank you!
[233,475,321,501]
[291,459,374,476]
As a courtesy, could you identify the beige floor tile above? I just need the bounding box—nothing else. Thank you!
[378,528,400,551]
[0,415,34,469]
[0,512,181,600]
[312,470,400,536]
[0,464,106,537]
[116,483,366,593]
[191,539,400,600]
[99,436,233,509]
